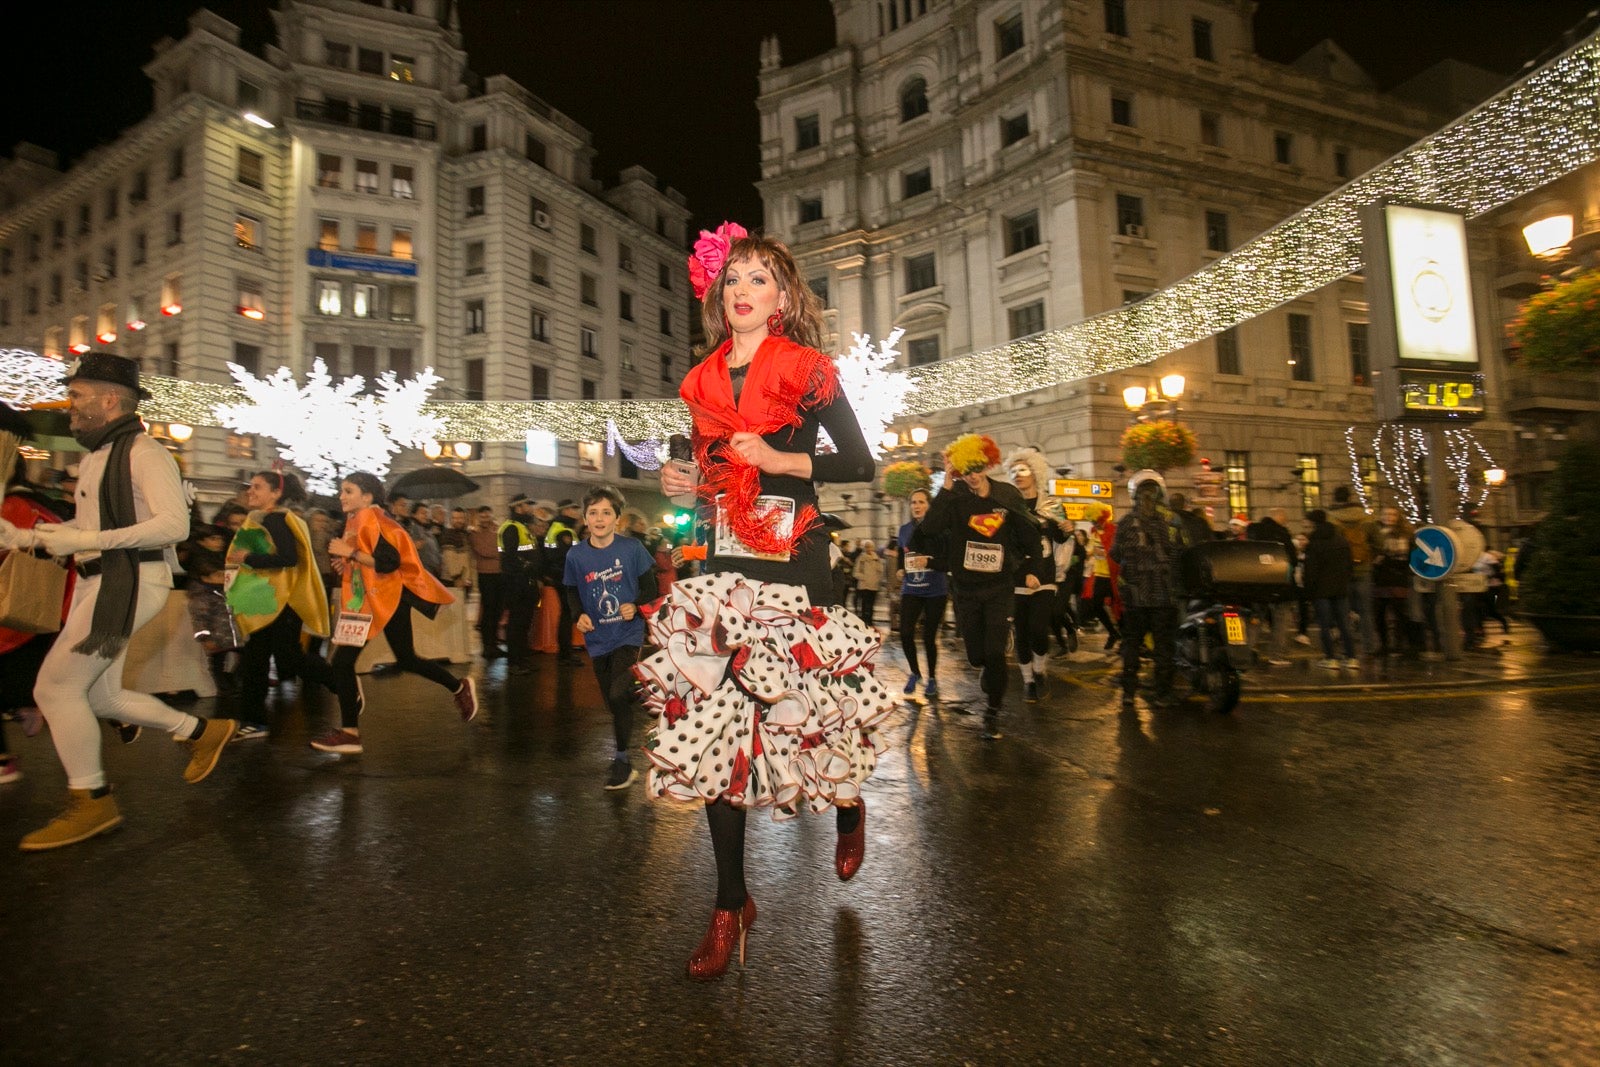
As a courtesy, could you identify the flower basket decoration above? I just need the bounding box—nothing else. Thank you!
[1120,419,1197,473]
[882,460,932,499]
[1509,269,1600,372]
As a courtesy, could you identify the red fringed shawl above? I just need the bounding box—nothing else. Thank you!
[679,335,840,557]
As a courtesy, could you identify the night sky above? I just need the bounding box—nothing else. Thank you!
[4,0,1595,234]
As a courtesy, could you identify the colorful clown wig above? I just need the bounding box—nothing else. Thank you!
[945,433,1002,475]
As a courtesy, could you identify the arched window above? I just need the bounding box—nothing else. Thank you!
[900,77,929,122]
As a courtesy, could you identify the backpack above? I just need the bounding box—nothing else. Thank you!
[1337,517,1372,566]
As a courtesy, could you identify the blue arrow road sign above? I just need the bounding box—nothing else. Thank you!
[1410,525,1456,580]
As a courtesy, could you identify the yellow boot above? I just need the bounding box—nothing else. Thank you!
[180,718,238,783]
[19,788,124,851]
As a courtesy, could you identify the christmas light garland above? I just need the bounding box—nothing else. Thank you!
[6,32,1599,441]
[1353,424,1498,525]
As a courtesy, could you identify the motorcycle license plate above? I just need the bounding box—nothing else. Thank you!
[1223,613,1245,644]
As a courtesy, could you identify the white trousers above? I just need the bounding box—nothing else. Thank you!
[34,577,197,790]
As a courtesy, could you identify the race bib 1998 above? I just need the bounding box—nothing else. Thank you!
[963,541,1004,573]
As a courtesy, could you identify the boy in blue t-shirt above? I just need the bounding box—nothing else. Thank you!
[562,485,659,790]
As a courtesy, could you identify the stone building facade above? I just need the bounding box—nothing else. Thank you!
[0,0,691,506]
[757,0,1523,543]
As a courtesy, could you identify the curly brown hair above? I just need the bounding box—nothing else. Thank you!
[697,233,825,356]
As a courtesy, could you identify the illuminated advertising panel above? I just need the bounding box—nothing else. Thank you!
[1383,205,1478,366]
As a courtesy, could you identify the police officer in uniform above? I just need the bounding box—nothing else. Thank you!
[499,494,547,676]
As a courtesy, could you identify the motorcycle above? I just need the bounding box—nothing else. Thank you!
[1175,540,1295,713]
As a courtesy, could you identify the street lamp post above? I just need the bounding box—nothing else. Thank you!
[1123,373,1185,422]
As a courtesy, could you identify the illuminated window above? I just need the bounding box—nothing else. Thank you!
[391,227,412,259]
[389,54,414,82]
[318,218,340,251]
[1296,455,1321,512]
[352,283,377,318]
[235,213,260,250]
[43,326,62,358]
[526,429,558,466]
[161,275,182,315]
[96,304,117,342]
[355,223,378,254]
[391,164,414,199]
[1225,450,1250,516]
[316,279,343,315]
[578,440,604,473]
[237,280,265,320]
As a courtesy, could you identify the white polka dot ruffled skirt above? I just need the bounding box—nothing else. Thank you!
[636,572,897,820]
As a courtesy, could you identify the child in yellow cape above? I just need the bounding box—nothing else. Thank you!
[307,471,478,756]
[225,470,334,738]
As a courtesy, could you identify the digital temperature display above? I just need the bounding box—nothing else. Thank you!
[1398,370,1486,418]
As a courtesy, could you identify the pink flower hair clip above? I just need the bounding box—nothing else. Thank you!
[687,221,749,300]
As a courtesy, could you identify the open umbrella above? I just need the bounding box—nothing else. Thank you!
[388,467,479,500]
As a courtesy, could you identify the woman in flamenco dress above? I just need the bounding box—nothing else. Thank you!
[651,223,893,981]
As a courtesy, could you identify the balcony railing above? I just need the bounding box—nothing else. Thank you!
[294,99,435,142]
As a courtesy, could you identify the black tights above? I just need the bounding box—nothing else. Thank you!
[1086,577,1120,639]
[329,602,461,729]
[239,607,326,721]
[957,584,1013,707]
[899,594,945,677]
[704,792,861,911]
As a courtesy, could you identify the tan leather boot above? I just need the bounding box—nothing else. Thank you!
[181,718,238,783]
[19,788,124,851]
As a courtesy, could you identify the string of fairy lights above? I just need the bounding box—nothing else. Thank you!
[1349,424,1497,524]
[7,32,1600,444]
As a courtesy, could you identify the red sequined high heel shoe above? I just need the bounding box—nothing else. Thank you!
[835,799,866,882]
[686,895,758,981]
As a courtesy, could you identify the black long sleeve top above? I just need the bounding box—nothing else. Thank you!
[912,479,1039,591]
[700,368,875,607]
[242,510,300,570]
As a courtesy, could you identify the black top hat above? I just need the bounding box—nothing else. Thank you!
[64,352,151,401]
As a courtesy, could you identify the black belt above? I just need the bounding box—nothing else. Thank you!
[76,550,167,579]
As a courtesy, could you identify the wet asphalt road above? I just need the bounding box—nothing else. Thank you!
[4,630,1599,1066]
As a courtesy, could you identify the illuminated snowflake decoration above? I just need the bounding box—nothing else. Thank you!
[826,328,913,458]
[0,348,66,409]
[214,359,444,493]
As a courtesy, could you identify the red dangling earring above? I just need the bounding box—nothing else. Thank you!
[766,311,785,336]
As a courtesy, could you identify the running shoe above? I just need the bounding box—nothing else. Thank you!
[230,723,269,743]
[454,677,479,722]
[903,675,921,696]
[604,758,639,790]
[309,729,363,755]
[924,679,940,700]
[1023,681,1039,704]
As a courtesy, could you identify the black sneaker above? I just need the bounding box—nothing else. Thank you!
[604,758,638,790]
[980,707,1003,740]
[1023,681,1039,704]
[113,721,142,745]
